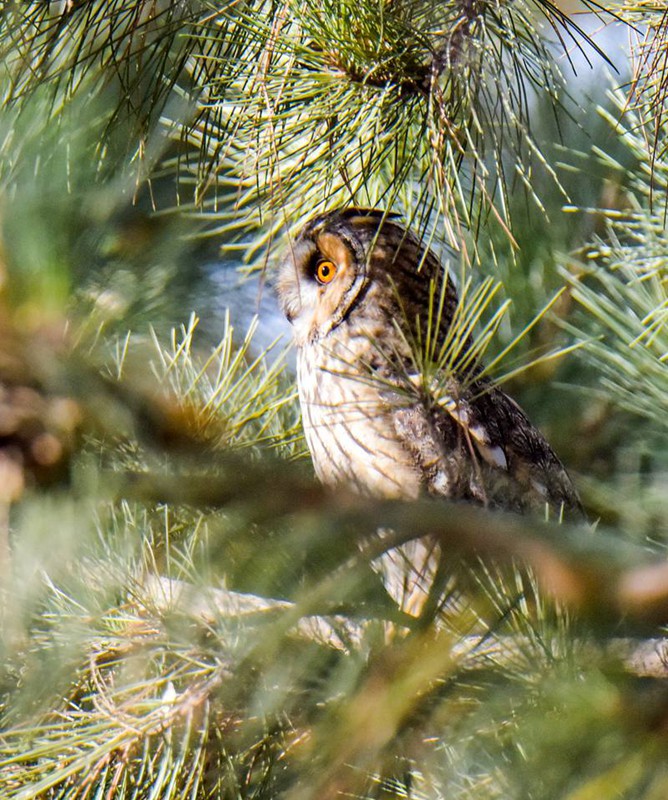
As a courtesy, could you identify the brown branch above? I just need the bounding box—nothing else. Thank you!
[142,576,668,679]
[112,458,668,629]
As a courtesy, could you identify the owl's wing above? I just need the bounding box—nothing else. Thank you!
[391,376,583,518]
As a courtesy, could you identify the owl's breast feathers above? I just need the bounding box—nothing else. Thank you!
[297,329,425,500]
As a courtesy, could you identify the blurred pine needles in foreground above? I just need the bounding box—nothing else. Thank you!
[0,2,667,799]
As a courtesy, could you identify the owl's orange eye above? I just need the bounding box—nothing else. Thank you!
[315,259,338,285]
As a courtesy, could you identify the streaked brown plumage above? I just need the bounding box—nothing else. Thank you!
[278,207,582,520]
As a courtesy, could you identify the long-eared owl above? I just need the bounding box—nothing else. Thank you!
[277,207,581,520]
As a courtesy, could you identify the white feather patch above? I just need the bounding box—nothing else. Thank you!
[530,478,548,497]
[438,392,508,471]
[474,442,508,470]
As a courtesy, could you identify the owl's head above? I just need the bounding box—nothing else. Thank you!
[277,207,442,346]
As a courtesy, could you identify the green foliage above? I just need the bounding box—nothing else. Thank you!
[0,0,611,254]
[146,313,300,453]
[568,96,668,438]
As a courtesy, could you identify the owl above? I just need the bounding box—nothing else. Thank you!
[277,207,582,519]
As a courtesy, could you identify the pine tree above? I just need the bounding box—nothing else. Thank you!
[0,2,667,798]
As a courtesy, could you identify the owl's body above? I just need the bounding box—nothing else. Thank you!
[278,208,582,518]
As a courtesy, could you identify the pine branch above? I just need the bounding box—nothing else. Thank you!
[623,1,668,204]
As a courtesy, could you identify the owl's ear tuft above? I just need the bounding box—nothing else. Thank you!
[339,207,401,227]
[297,207,400,239]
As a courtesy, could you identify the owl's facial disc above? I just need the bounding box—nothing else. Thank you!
[278,226,367,345]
